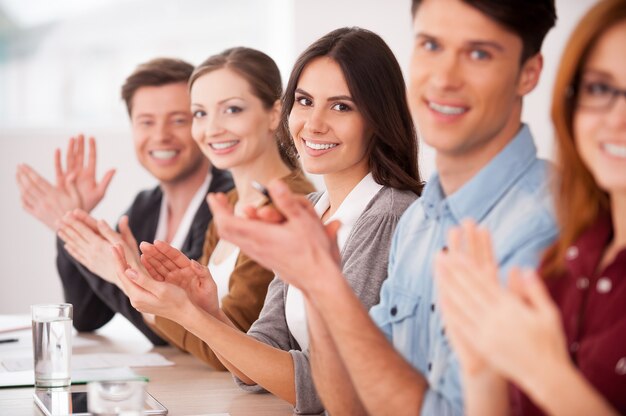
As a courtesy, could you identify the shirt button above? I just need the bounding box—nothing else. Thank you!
[428,362,432,371]
[570,342,579,353]
[616,357,626,375]
[431,304,435,312]
[576,277,589,290]
[390,306,398,316]
[566,246,579,260]
[596,277,612,294]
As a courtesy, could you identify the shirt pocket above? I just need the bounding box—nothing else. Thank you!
[385,293,427,368]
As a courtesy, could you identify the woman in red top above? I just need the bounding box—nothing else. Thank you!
[434,0,626,414]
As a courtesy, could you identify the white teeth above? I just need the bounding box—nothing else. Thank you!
[428,101,467,115]
[150,150,178,160]
[304,140,338,150]
[603,143,626,158]
[210,140,239,150]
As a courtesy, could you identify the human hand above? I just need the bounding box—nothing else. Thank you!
[64,134,116,213]
[208,179,342,294]
[16,162,80,231]
[139,241,220,316]
[111,244,197,323]
[435,221,569,387]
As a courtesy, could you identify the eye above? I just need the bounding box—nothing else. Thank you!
[296,95,312,107]
[331,102,352,112]
[192,110,206,119]
[469,49,491,61]
[582,81,612,96]
[137,120,153,127]
[422,39,440,52]
[225,106,243,114]
[173,117,190,125]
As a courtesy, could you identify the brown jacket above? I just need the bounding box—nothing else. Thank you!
[151,169,314,370]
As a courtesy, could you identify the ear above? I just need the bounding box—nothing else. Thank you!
[517,53,543,97]
[269,99,282,132]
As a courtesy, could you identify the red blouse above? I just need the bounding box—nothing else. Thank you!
[513,213,626,414]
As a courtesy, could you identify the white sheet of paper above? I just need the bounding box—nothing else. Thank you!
[0,366,143,388]
[2,352,173,372]
[0,315,30,334]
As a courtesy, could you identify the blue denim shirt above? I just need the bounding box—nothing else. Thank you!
[370,125,558,415]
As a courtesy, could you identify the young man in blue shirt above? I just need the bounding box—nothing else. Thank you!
[200,0,558,413]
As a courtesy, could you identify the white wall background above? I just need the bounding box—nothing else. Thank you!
[0,0,598,313]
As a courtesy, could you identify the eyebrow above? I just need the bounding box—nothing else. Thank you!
[295,88,354,102]
[134,111,190,118]
[218,96,245,105]
[416,32,505,52]
[580,68,615,80]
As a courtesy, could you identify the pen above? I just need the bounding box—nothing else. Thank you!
[251,181,272,204]
[0,338,18,344]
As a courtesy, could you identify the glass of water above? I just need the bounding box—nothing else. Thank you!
[88,380,146,416]
[31,303,73,388]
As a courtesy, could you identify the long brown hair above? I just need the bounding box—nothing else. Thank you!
[189,47,298,170]
[541,0,626,278]
[279,27,423,195]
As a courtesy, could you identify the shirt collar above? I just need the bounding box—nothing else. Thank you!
[421,124,538,223]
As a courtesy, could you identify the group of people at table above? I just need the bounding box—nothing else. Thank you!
[15,0,625,414]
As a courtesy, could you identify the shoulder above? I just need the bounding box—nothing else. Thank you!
[364,187,419,218]
[127,185,162,213]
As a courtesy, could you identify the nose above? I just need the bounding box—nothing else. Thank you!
[431,52,463,91]
[155,120,173,142]
[304,106,329,135]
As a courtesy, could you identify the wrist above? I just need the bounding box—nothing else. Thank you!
[521,355,576,408]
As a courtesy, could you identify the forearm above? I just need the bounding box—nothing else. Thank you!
[306,299,367,415]
[180,306,297,405]
[523,360,618,416]
[308,267,428,415]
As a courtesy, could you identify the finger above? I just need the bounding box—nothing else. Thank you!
[253,205,285,223]
[461,219,479,260]
[96,169,116,199]
[325,220,342,263]
[141,251,177,280]
[446,226,463,254]
[75,134,85,171]
[63,243,88,266]
[54,148,65,188]
[66,137,76,174]
[434,252,489,323]
[16,167,43,201]
[21,164,52,195]
[153,240,192,270]
[71,209,99,232]
[86,136,97,177]
[266,179,307,220]
[140,254,166,282]
[62,213,99,243]
[518,269,557,317]
[97,219,122,245]
[476,226,496,266]
[58,217,89,246]
[118,216,138,249]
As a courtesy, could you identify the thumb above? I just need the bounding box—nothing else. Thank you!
[118,216,138,249]
[515,268,554,315]
[97,169,116,196]
[325,220,342,263]
[266,179,303,220]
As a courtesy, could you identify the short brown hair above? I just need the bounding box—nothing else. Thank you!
[541,0,626,278]
[411,0,556,63]
[121,58,194,116]
[189,47,298,170]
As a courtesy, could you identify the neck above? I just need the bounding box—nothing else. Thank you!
[437,112,522,197]
[610,191,626,250]
[160,160,210,226]
[230,144,291,207]
[322,164,369,219]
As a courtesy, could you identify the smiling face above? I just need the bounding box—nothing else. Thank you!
[409,0,541,163]
[574,20,626,194]
[288,57,371,183]
[190,68,280,171]
[130,83,206,185]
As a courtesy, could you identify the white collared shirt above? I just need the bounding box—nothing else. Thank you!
[285,173,383,350]
[154,172,212,250]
